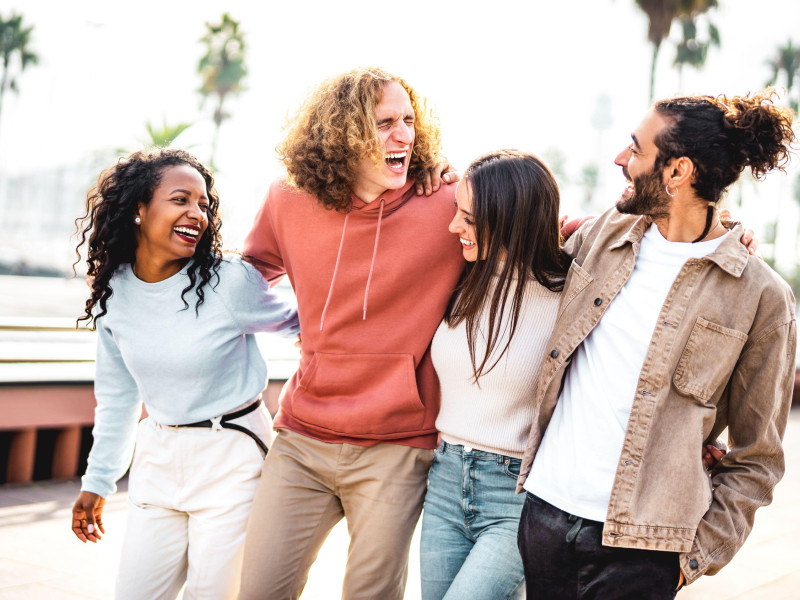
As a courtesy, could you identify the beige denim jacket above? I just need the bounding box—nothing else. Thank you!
[517,208,796,585]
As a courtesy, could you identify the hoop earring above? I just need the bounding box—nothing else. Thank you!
[134,217,141,224]
[665,184,678,198]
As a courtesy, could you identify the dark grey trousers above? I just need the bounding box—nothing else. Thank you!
[517,493,680,600]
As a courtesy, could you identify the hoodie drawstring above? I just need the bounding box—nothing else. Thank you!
[363,199,385,320]
[319,199,385,330]
[319,213,349,331]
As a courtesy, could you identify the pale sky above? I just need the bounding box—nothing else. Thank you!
[2,0,800,254]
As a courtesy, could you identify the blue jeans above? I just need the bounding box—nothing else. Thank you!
[420,441,526,600]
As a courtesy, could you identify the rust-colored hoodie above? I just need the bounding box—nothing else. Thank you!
[243,178,464,448]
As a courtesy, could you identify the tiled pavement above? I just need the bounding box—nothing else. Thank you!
[1,409,798,599]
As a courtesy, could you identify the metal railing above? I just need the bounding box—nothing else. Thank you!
[0,318,95,387]
[0,318,297,484]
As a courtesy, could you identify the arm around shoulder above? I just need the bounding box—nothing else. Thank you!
[561,216,596,259]
[220,255,299,336]
[242,180,289,283]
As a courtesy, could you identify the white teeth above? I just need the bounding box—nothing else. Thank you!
[385,151,407,159]
[460,238,475,247]
[174,227,198,236]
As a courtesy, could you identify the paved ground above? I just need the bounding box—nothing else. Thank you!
[1,409,798,599]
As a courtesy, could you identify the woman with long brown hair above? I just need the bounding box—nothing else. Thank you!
[420,149,570,600]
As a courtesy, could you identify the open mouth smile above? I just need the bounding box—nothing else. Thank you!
[384,151,408,173]
[173,225,201,244]
[460,237,476,248]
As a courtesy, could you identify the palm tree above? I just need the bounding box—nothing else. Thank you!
[634,0,718,102]
[766,40,800,112]
[197,13,247,168]
[579,164,600,211]
[144,119,193,148]
[765,41,800,265]
[674,16,720,89]
[0,13,38,138]
[116,119,194,156]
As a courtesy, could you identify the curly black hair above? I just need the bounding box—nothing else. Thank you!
[74,148,223,328]
[653,89,796,203]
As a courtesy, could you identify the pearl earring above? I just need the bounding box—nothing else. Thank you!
[135,217,141,224]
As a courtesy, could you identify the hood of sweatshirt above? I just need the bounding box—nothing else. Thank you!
[349,180,417,218]
[320,180,419,330]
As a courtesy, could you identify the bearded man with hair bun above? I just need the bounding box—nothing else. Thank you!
[517,90,797,599]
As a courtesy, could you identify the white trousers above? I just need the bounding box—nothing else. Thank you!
[115,404,273,600]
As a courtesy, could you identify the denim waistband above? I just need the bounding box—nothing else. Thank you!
[439,440,520,461]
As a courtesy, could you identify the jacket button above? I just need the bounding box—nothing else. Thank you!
[594,297,602,306]
[689,559,699,569]
[550,349,559,358]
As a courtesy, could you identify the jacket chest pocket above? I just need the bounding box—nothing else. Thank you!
[558,260,593,318]
[673,317,748,404]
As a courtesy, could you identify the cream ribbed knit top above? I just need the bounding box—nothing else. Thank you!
[431,273,561,459]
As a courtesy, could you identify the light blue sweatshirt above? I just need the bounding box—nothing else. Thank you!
[81,254,300,497]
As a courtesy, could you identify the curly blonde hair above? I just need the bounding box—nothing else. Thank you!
[278,67,442,212]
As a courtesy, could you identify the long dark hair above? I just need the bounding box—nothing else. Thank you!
[74,148,223,328]
[445,149,569,382]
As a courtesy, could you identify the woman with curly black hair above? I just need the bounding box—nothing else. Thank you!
[69,148,299,600]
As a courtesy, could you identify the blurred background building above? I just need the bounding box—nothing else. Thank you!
[1,0,800,280]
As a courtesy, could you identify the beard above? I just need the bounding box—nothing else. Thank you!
[616,167,671,219]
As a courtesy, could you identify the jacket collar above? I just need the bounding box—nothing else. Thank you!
[608,214,652,251]
[704,223,749,277]
[608,213,749,278]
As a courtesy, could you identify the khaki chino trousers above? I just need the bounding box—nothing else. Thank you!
[239,428,434,600]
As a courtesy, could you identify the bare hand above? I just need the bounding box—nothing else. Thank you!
[416,158,459,196]
[719,209,758,256]
[740,228,758,256]
[702,443,727,470]
[72,491,106,543]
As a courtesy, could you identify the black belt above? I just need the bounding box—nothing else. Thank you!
[178,399,269,456]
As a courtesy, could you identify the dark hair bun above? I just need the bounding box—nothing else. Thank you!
[719,90,795,179]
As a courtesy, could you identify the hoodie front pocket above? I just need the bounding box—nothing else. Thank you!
[291,352,425,437]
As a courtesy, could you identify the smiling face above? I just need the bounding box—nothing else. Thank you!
[134,164,210,275]
[614,109,672,217]
[449,180,480,262]
[352,80,415,202]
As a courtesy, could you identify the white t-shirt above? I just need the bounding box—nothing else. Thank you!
[525,224,728,521]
